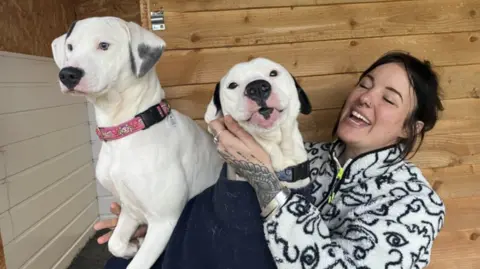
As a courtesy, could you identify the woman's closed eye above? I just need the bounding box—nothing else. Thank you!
[383,97,395,105]
[358,79,373,89]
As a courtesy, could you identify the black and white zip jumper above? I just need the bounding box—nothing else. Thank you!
[264,140,446,269]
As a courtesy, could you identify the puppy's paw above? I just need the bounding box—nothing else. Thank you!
[108,239,139,258]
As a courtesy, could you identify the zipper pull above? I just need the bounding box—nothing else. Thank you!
[328,167,345,204]
[336,167,344,179]
[328,192,335,203]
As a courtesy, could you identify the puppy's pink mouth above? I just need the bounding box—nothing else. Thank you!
[247,107,284,129]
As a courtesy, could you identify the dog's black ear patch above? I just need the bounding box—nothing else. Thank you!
[291,75,312,115]
[213,82,222,115]
[129,45,137,76]
[66,20,77,39]
[137,43,163,77]
[129,43,163,78]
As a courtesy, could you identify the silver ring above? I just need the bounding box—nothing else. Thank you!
[213,130,224,144]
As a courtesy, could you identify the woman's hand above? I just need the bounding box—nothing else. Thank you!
[208,115,283,210]
[93,202,147,245]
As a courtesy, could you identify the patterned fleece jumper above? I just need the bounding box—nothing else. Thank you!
[264,140,446,269]
[104,140,445,269]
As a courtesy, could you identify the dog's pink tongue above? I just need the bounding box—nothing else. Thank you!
[249,110,280,129]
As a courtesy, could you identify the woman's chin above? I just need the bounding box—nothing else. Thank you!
[336,124,369,144]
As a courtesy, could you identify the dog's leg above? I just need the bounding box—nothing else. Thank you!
[126,169,188,269]
[108,209,141,258]
[126,218,179,269]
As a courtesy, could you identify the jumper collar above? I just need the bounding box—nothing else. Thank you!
[328,139,405,184]
[96,100,171,142]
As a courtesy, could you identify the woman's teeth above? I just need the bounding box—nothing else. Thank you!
[351,111,371,125]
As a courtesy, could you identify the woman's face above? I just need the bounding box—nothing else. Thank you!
[336,62,421,154]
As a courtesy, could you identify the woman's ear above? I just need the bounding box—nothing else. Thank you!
[415,120,425,134]
[400,120,424,138]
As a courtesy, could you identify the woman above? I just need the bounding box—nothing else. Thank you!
[97,51,445,269]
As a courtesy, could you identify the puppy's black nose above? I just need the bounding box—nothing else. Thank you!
[245,79,271,104]
[59,67,84,89]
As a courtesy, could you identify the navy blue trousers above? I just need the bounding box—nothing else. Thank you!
[103,165,278,269]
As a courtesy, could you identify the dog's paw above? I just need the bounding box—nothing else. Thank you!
[108,239,139,258]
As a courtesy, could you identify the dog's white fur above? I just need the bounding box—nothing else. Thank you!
[204,58,311,185]
[51,16,223,269]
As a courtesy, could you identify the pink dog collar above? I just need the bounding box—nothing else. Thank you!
[96,100,171,141]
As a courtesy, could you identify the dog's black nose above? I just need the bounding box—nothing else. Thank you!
[59,67,84,89]
[245,79,271,104]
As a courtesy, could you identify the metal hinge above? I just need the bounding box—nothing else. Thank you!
[150,10,165,31]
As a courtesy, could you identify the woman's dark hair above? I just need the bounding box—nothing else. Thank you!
[332,50,444,160]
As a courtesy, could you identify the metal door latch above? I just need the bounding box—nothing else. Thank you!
[150,10,165,31]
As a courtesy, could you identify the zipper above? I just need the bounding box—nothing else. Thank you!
[320,141,400,206]
[319,154,352,207]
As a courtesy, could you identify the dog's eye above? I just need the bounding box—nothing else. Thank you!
[67,44,73,51]
[98,42,110,51]
[228,82,238,89]
[270,70,278,77]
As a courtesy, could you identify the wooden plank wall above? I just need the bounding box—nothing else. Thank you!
[141,0,480,268]
[0,0,76,57]
[0,233,4,269]
[75,0,141,23]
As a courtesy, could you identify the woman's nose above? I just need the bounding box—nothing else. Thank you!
[358,92,372,107]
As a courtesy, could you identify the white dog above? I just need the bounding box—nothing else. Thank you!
[204,57,313,187]
[51,16,224,269]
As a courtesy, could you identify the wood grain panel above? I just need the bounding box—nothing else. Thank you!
[0,232,5,269]
[411,198,480,268]
[148,0,409,12]
[156,32,480,86]
[428,198,480,268]
[0,0,75,57]
[430,228,480,268]
[165,65,480,120]
[153,0,480,49]
[441,197,480,232]
[424,165,480,200]
[429,256,480,269]
[75,0,141,23]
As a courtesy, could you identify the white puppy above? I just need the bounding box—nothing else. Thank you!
[205,57,312,187]
[51,16,224,269]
